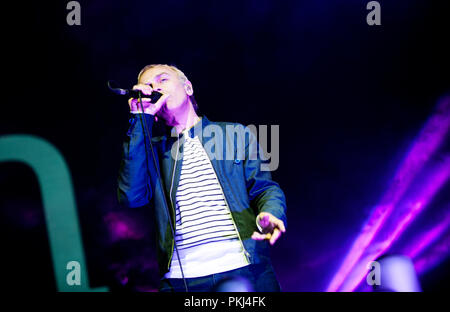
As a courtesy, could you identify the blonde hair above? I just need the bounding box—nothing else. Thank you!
[138,64,188,84]
[137,64,200,114]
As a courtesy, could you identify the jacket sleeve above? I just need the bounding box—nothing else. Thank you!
[117,113,155,208]
[243,129,287,229]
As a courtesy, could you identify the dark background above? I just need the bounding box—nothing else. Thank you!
[0,0,449,291]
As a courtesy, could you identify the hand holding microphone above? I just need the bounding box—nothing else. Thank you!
[128,84,169,116]
[106,80,169,116]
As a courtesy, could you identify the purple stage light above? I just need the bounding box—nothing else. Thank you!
[327,96,450,292]
[103,212,146,242]
[414,231,450,276]
[342,159,450,291]
[376,255,422,292]
[404,208,450,260]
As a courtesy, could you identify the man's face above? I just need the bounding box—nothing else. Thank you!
[138,66,192,123]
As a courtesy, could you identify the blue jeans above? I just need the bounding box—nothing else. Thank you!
[158,262,281,292]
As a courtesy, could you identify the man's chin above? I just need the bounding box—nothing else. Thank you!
[160,114,176,127]
[165,102,182,112]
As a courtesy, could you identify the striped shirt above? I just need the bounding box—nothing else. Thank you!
[164,131,249,278]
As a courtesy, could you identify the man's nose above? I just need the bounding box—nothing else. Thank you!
[149,82,162,92]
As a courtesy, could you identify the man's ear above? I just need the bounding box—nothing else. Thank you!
[184,81,194,96]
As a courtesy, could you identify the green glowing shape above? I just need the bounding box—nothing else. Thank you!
[0,134,108,292]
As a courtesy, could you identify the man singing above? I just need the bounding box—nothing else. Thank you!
[117,64,287,292]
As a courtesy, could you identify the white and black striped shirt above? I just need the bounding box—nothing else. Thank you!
[165,131,249,278]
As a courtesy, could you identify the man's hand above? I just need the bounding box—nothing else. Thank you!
[251,212,286,245]
[128,83,169,117]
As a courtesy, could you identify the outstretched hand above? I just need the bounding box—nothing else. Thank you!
[251,212,286,245]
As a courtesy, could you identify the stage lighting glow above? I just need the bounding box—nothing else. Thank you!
[404,209,450,260]
[375,255,422,292]
[326,96,450,292]
[342,160,450,291]
[413,232,450,275]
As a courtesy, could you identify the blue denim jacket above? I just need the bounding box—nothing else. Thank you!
[117,113,287,277]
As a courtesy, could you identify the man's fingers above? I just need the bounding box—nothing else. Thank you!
[252,227,283,245]
[132,84,153,95]
[258,213,286,233]
[269,215,286,233]
[269,228,281,245]
[251,231,271,241]
[128,93,170,115]
[128,97,151,109]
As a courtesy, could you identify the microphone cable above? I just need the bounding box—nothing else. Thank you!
[136,92,189,292]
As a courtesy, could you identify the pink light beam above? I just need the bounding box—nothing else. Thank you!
[326,95,450,292]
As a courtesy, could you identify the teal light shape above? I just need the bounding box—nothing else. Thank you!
[0,134,108,291]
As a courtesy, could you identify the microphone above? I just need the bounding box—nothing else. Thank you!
[107,80,163,103]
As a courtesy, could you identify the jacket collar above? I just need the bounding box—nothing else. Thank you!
[167,115,211,140]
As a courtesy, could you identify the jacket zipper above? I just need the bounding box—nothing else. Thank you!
[167,137,180,270]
